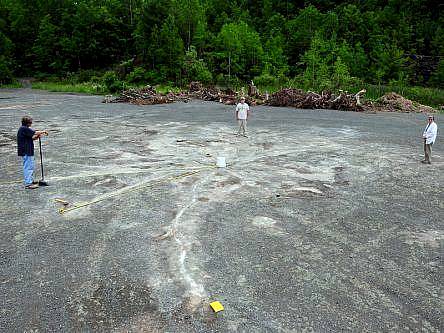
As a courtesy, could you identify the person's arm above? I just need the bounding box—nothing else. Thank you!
[247,105,251,119]
[424,126,435,139]
[423,126,430,139]
[32,130,48,140]
[235,104,239,119]
[430,123,437,138]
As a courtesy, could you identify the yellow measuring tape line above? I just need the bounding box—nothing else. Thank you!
[58,166,215,215]
[0,180,22,185]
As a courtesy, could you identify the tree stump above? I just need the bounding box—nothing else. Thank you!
[248,81,258,96]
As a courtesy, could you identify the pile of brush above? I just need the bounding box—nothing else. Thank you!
[105,82,436,114]
[268,89,367,111]
[107,86,175,105]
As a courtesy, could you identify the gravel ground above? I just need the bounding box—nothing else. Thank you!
[0,89,442,332]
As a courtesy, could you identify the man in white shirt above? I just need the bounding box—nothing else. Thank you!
[422,115,438,164]
[235,97,250,137]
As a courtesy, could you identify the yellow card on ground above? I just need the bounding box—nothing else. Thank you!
[209,301,224,313]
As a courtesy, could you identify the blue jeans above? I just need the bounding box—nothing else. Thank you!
[22,155,35,185]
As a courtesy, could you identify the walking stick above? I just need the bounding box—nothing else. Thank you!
[38,137,49,186]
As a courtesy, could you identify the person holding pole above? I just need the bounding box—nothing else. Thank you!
[17,116,48,189]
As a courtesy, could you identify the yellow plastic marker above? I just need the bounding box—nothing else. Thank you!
[209,301,224,313]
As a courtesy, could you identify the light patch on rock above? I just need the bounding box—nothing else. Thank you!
[251,216,286,236]
[293,187,323,194]
[403,230,443,248]
[252,216,277,228]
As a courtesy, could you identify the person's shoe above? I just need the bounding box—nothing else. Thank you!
[25,183,39,189]
[32,181,38,184]
[421,160,427,164]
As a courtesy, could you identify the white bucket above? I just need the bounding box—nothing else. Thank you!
[216,156,226,168]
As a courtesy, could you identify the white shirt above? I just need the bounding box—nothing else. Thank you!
[236,102,250,120]
[423,121,437,144]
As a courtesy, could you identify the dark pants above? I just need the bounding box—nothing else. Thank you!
[424,141,433,162]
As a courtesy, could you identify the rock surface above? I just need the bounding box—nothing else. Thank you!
[0,89,442,332]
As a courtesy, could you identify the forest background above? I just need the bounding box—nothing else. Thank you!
[0,0,443,106]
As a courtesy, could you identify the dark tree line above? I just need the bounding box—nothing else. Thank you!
[0,0,443,88]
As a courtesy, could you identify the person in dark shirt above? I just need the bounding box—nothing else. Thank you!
[17,116,48,189]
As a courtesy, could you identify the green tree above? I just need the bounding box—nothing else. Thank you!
[171,0,206,51]
[0,1,14,82]
[214,21,264,82]
[336,4,365,47]
[181,46,212,83]
[285,5,323,72]
[337,41,368,80]
[301,33,331,90]
[4,0,38,75]
[205,0,250,33]
[133,0,171,61]
[32,15,62,72]
[262,13,288,78]
[369,39,409,84]
[263,34,288,77]
[332,56,352,89]
[431,23,444,57]
[193,19,211,55]
[0,0,441,87]
[155,15,185,81]
[430,58,444,88]
[0,31,13,83]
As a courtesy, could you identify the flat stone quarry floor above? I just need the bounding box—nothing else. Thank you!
[0,89,442,332]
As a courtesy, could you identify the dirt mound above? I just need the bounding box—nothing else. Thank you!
[376,92,436,113]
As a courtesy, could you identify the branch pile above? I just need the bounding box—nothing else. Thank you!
[188,81,221,101]
[187,81,266,105]
[106,82,266,107]
[107,86,175,105]
[105,82,434,113]
[268,89,367,111]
